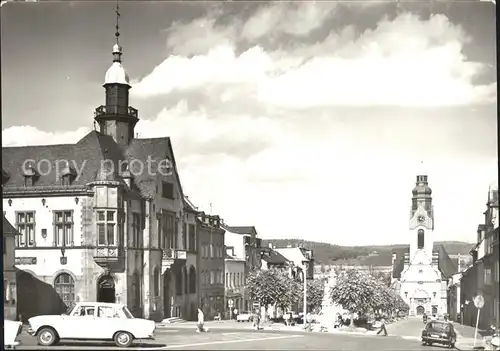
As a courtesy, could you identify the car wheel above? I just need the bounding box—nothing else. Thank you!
[37,327,57,347]
[114,331,133,348]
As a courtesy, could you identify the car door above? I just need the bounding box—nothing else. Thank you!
[93,305,121,340]
[66,304,98,339]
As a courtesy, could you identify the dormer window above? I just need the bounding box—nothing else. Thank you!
[23,164,39,187]
[60,163,77,186]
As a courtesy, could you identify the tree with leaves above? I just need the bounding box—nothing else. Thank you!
[298,278,325,313]
[246,268,302,315]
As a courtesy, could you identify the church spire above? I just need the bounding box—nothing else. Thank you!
[112,0,122,63]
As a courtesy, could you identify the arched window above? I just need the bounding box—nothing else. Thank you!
[54,273,75,308]
[183,267,188,294]
[154,267,160,297]
[176,271,182,296]
[189,266,196,294]
[417,229,425,249]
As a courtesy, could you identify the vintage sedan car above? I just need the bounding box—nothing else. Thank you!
[236,311,253,322]
[421,320,457,348]
[4,319,23,349]
[27,302,156,348]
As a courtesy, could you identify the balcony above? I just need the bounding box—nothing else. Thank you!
[161,248,187,274]
[94,105,138,119]
[94,246,125,271]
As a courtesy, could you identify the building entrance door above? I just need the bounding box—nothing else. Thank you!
[416,305,425,316]
[163,271,171,318]
[97,275,115,303]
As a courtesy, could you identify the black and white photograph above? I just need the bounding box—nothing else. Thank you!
[1,0,498,350]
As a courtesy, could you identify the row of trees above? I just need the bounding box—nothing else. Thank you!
[329,269,408,324]
[246,268,325,314]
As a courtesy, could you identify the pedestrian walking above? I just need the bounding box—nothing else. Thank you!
[196,308,207,332]
[284,312,290,326]
[253,309,261,330]
[233,308,238,320]
[376,316,388,336]
[305,312,313,332]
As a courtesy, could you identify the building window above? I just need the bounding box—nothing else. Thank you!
[96,210,116,246]
[210,271,215,285]
[176,271,182,296]
[54,273,75,308]
[225,273,228,287]
[157,214,162,248]
[154,267,160,297]
[16,211,35,247]
[132,213,141,247]
[54,211,74,247]
[209,244,213,258]
[161,181,174,199]
[189,224,196,252]
[182,223,187,250]
[484,268,492,285]
[3,237,6,254]
[417,229,424,249]
[162,211,175,249]
[189,266,196,294]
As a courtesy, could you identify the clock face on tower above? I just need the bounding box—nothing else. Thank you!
[417,215,425,223]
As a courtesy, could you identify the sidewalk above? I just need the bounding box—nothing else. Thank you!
[452,322,486,350]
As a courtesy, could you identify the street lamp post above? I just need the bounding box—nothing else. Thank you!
[302,260,308,317]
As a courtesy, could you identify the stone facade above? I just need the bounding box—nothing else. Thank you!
[3,216,19,320]
[196,212,225,320]
[2,40,197,322]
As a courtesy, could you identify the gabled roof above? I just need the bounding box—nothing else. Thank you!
[260,247,290,265]
[3,215,20,236]
[274,247,309,265]
[221,225,257,235]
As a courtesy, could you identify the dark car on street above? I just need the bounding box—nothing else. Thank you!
[421,320,457,348]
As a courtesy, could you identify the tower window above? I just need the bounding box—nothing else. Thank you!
[417,229,424,249]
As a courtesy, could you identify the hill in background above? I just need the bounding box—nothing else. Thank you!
[262,239,474,266]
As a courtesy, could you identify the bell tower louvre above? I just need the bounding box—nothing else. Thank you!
[94,1,138,147]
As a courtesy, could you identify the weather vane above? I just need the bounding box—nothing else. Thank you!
[115,0,120,45]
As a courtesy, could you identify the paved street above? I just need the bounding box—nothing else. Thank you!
[16,325,448,350]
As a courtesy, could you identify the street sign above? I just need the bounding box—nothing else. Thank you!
[228,299,234,307]
[474,295,485,309]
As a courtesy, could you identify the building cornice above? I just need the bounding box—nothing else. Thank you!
[3,186,92,198]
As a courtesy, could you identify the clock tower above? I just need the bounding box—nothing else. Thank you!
[409,167,435,263]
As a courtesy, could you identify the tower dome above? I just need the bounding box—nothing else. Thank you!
[104,44,130,86]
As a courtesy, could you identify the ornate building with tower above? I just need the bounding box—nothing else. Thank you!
[2,6,198,322]
[391,169,457,317]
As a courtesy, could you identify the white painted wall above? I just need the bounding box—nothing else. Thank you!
[3,196,84,248]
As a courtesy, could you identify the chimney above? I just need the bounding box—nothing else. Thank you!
[268,243,273,249]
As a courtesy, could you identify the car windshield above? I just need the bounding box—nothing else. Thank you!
[427,322,450,332]
[122,306,134,319]
[63,305,76,315]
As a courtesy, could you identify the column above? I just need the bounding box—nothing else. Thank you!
[143,200,151,319]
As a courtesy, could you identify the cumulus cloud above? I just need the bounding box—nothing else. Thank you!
[133,12,496,107]
[3,2,497,245]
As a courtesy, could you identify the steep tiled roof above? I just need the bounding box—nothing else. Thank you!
[436,244,458,278]
[222,225,256,235]
[392,246,409,279]
[2,132,184,201]
[260,247,290,265]
[126,137,184,200]
[3,215,19,236]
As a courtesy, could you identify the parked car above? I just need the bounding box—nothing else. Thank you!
[236,311,253,322]
[27,302,156,348]
[421,321,456,348]
[4,320,23,349]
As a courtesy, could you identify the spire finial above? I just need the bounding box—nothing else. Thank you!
[115,0,120,46]
[112,0,122,63]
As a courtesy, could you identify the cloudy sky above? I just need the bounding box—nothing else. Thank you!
[2,1,497,246]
